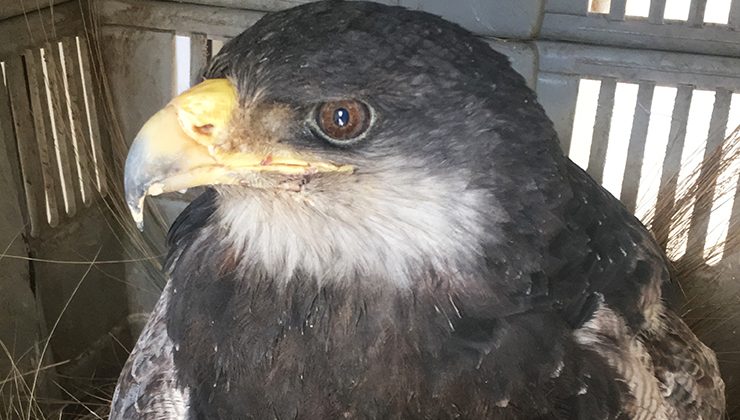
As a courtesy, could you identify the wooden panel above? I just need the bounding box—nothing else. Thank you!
[587,78,616,183]
[620,82,654,213]
[44,41,80,217]
[6,57,45,236]
[536,72,580,153]
[685,89,732,257]
[77,36,107,195]
[654,85,693,248]
[24,49,62,227]
[0,1,82,59]
[61,37,95,206]
[540,13,740,57]
[190,33,208,87]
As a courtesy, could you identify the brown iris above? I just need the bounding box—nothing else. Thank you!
[315,100,371,143]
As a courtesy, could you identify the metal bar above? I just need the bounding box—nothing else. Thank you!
[685,89,732,258]
[24,49,62,227]
[6,58,45,236]
[688,0,708,26]
[190,33,208,87]
[587,78,616,183]
[61,37,95,206]
[649,0,667,23]
[620,82,654,213]
[43,41,80,217]
[654,85,693,249]
[608,0,627,21]
[77,36,107,196]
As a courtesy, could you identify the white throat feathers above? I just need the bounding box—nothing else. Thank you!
[213,164,498,288]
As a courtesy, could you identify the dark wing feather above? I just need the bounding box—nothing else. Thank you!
[550,162,724,418]
[643,310,725,419]
[110,280,190,420]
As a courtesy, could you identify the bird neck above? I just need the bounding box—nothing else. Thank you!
[162,186,514,357]
[202,169,496,289]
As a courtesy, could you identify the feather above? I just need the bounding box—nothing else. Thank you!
[110,280,190,420]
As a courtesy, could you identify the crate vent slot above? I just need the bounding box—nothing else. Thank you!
[665,89,716,260]
[602,82,639,199]
[589,0,612,14]
[635,86,678,225]
[208,38,224,59]
[704,0,732,24]
[58,41,89,205]
[664,0,692,20]
[40,46,72,217]
[175,35,191,95]
[75,36,105,194]
[626,0,650,17]
[568,78,601,169]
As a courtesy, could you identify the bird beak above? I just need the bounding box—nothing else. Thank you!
[124,78,352,230]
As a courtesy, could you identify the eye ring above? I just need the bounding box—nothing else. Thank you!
[312,100,373,145]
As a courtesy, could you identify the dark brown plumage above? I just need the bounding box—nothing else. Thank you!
[112,1,726,418]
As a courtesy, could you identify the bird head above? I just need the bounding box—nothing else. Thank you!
[124,1,562,287]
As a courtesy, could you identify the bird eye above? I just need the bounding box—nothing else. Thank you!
[314,100,372,145]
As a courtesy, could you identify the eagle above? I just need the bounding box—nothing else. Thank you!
[112,1,725,418]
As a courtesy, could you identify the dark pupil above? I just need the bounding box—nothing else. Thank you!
[333,108,350,127]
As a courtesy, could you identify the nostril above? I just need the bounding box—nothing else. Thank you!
[260,154,274,166]
[195,124,214,135]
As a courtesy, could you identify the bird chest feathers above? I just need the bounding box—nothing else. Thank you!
[163,193,619,418]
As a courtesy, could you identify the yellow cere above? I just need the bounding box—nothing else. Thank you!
[171,78,239,149]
